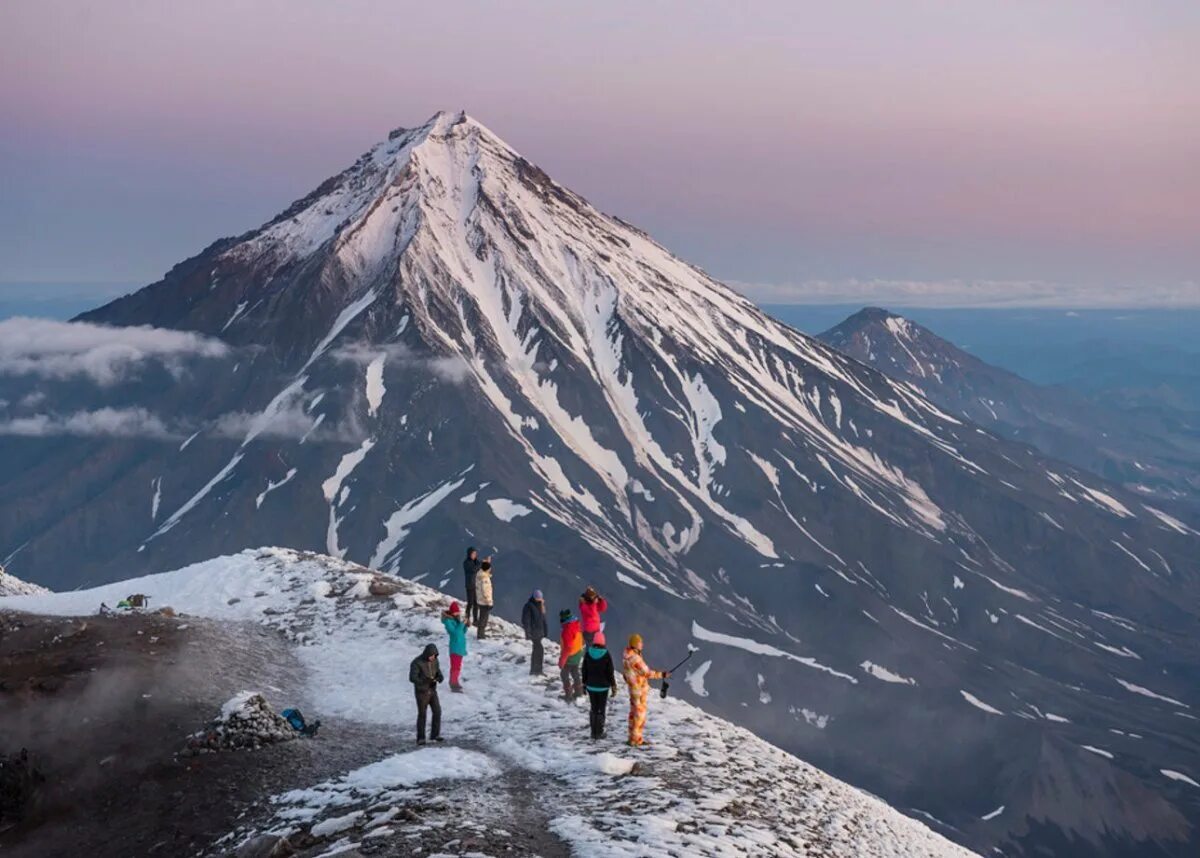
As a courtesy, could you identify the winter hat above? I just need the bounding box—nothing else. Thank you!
[593,631,606,647]
[480,560,492,571]
[628,633,643,649]
[532,589,543,600]
[559,608,573,622]
[447,601,461,616]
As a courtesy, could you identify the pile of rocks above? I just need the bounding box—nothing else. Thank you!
[185,692,297,755]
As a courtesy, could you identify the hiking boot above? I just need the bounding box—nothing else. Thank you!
[433,736,445,743]
[451,685,464,693]
[417,738,427,746]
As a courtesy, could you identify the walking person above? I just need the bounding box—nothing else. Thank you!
[475,560,495,639]
[408,643,445,744]
[462,547,483,625]
[558,609,584,700]
[440,601,469,692]
[521,589,549,675]
[581,631,617,740]
[578,586,608,647]
[622,633,669,748]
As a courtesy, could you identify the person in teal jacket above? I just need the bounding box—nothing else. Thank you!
[441,601,469,692]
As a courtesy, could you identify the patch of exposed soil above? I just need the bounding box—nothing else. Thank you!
[0,610,393,857]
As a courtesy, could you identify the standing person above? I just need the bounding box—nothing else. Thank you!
[463,547,483,625]
[408,643,445,744]
[581,631,617,740]
[440,601,469,692]
[622,633,669,748]
[578,586,608,647]
[558,609,584,700]
[475,560,495,639]
[521,590,549,675]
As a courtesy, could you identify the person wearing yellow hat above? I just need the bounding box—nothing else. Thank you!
[622,633,669,747]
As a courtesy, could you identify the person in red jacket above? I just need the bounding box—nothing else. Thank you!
[558,609,584,700]
[578,586,608,647]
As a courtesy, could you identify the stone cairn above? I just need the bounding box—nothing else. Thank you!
[186,692,297,755]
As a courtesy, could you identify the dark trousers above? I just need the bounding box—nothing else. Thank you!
[583,630,597,648]
[588,689,609,738]
[561,661,581,697]
[530,639,544,675]
[476,606,492,638]
[416,688,441,741]
[465,587,479,625]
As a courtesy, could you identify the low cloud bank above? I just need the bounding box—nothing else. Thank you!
[734,279,1200,309]
[332,342,469,383]
[0,317,229,384]
[0,407,176,439]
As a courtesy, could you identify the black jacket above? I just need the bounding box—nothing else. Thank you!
[463,555,482,590]
[409,644,443,693]
[582,645,616,692]
[521,598,548,640]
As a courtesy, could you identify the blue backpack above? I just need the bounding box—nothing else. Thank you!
[282,708,320,736]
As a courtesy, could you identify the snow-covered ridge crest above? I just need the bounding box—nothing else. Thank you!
[0,565,49,597]
[0,548,976,858]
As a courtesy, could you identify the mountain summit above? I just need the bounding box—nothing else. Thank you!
[4,112,1199,855]
[819,307,1200,501]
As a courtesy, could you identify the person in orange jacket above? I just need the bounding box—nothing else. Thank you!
[558,609,584,700]
[622,633,669,747]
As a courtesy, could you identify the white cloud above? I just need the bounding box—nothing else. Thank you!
[732,278,1200,309]
[208,404,363,443]
[0,407,176,439]
[332,342,468,383]
[0,317,229,385]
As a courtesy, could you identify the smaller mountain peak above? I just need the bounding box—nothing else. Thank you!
[856,306,900,321]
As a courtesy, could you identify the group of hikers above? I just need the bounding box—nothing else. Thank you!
[407,546,671,747]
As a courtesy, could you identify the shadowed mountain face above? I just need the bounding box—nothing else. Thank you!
[818,307,1200,506]
[2,112,1198,856]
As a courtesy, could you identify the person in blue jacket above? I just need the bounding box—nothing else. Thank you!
[441,601,469,692]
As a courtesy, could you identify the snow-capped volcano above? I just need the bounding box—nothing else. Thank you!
[3,111,1199,856]
[819,307,1200,502]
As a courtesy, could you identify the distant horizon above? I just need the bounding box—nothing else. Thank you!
[4,2,1198,308]
[4,280,1200,313]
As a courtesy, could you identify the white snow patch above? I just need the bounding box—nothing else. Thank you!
[685,660,712,697]
[487,498,533,522]
[1114,678,1189,709]
[692,622,857,683]
[960,691,1004,715]
[1161,770,1200,788]
[860,661,917,686]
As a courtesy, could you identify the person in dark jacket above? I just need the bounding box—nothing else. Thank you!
[521,590,549,675]
[463,547,483,625]
[409,643,445,744]
[581,631,618,739]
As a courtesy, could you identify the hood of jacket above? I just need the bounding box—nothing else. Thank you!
[586,645,608,659]
[421,643,439,659]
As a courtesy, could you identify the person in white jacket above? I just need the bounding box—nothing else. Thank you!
[475,560,495,639]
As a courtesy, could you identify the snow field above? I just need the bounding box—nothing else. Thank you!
[2,548,975,857]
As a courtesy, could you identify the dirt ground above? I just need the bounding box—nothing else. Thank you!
[0,609,395,858]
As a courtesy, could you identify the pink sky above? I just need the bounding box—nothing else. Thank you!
[2,1,1197,305]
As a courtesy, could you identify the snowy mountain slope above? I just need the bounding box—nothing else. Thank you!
[0,547,978,858]
[0,565,49,597]
[1,111,1199,855]
[818,307,1200,504]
